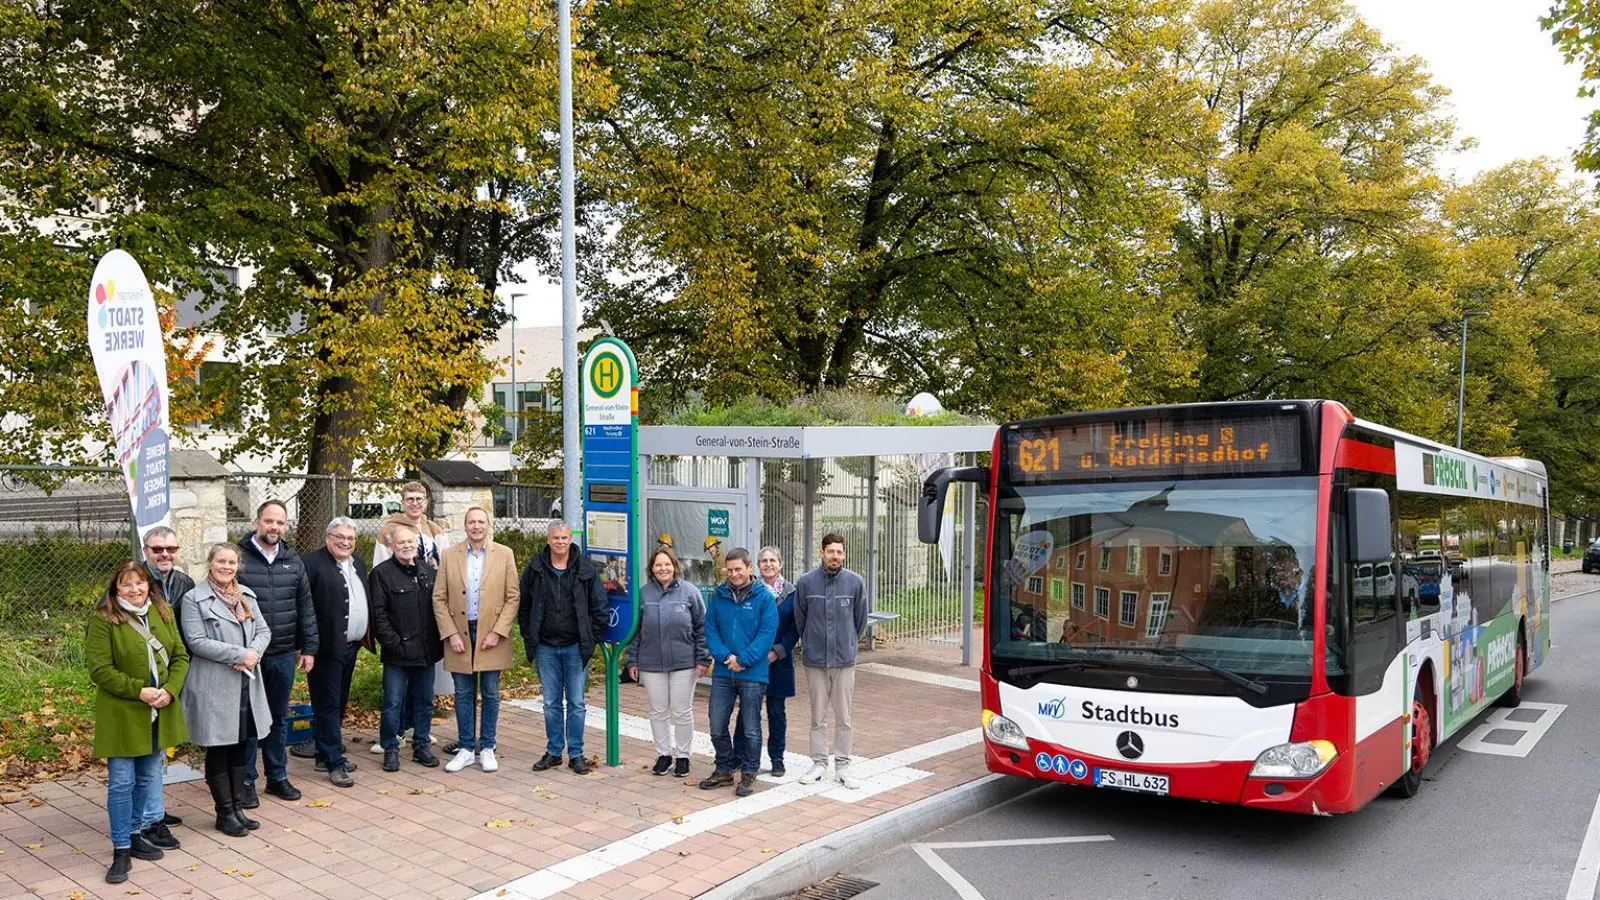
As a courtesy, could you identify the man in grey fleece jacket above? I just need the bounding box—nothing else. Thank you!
[793,532,869,788]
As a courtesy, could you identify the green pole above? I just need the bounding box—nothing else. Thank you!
[604,643,621,765]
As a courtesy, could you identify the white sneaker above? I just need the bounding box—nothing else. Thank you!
[799,763,826,785]
[444,749,477,773]
[369,741,384,755]
[479,748,499,772]
[838,770,861,790]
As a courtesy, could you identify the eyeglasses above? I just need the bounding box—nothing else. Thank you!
[330,534,357,543]
[403,496,427,503]
[144,545,180,555]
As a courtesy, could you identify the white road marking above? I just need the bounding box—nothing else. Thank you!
[1457,701,1566,758]
[471,711,981,900]
[858,662,982,692]
[912,835,1115,900]
[1567,792,1600,900]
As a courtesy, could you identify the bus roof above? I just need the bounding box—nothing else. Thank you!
[1352,417,1548,483]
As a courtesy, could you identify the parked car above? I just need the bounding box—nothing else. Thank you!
[1583,539,1600,574]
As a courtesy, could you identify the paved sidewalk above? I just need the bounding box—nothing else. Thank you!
[0,647,986,900]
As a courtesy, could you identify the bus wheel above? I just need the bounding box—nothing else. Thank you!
[1498,636,1526,708]
[1388,696,1432,799]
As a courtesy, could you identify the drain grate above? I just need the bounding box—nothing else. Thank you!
[789,874,880,900]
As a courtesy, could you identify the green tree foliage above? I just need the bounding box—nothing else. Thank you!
[1167,0,1460,435]
[0,0,596,517]
[1442,159,1600,515]
[585,0,1204,418]
[1545,1,1600,172]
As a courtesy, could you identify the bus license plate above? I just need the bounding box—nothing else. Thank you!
[1094,768,1169,795]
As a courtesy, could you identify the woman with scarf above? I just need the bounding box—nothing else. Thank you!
[87,561,190,884]
[748,546,800,777]
[180,544,273,839]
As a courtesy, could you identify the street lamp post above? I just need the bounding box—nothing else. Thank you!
[1456,311,1488,448]
[558,0,580,537]
[508,294,526,486]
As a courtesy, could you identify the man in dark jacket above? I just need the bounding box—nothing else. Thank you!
[302,517,369,788]
[142,526,195,635]
[794,532,869,789]
[369,524,442,772]
[236,499,319,806]
[517,522,608,775]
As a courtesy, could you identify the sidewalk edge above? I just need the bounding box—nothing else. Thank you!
[696,773,1037,900]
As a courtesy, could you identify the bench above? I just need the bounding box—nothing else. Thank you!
[865,611,899,650]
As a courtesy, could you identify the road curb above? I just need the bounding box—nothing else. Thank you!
[696,773,1038,900]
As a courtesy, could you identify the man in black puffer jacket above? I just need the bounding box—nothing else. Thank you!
[235,500,319,807]
[369,524,442,772]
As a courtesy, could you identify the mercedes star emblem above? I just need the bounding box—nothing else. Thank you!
[1116,730,1145,760]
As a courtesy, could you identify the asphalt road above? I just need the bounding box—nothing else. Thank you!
[844,584,1600,900]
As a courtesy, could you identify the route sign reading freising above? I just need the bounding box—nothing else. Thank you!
[580,337,641,767]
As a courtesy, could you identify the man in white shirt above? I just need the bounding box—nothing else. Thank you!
[304,517,371,787]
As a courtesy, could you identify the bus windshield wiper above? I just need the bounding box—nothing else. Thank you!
[1007,658,1118,679]
[1097,646,1270,696]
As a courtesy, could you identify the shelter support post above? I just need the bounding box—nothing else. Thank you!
[865,456,879,650]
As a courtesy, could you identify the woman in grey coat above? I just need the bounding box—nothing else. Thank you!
[625,548,710,778]
[179,544,272,838]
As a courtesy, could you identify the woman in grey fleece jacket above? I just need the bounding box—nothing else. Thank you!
[625,549,711,777]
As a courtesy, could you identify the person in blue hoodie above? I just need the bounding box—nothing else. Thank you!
[700,548,778,797]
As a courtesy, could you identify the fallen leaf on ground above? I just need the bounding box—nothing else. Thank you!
[188,865,199,871]
[71,847,86,854]
[23,842,42,849]
[497,891,509,897]
[670,813,684,824]
[305,798,333,808]
[126,889,143,894]
[325,847,339,854]
[678,850,692,856]
[222,867,238,875]
[240,870,254,877]
[27,799,43,808]
[376,789,389,795]
[66,892,83,900]
[485,819,514,828]
[761,848,774,854]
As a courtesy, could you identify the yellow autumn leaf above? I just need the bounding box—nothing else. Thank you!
[188,865,200,871]
[761,848,773,854]
[670,813,684,824]
[222,867,238,875]
[24,842,42,849]
[127,889,143,895]
[240,870,255,877]
[485,819,515,828]
[306,798,333,808]
[67,892,84,900]
[377,789,390,795]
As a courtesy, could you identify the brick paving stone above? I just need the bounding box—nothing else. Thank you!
[6,650,987,900]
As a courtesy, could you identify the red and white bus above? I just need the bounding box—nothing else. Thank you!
[919,400,1550,814]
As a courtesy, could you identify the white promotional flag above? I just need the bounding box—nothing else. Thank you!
[86,250,171,538]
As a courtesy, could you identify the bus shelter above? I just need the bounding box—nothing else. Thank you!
[638,425,995,663]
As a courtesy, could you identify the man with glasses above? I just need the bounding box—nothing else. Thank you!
[142,527,195,636]
[140,525,194,828]
[374,481,449,568]
[302,517,370,787]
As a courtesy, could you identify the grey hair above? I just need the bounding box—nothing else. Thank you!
[206,543,240,564]
[546,519,572,536]
[143,525,179,547]
[325,516,358,536]
[757,545,783,563]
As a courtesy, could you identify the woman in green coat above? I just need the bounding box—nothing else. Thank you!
[86,560,189,885]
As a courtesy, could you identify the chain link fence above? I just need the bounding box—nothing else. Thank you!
[225,472,415,556]
[0,465,135,642]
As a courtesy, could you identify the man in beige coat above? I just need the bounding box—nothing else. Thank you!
[432,507,520,773]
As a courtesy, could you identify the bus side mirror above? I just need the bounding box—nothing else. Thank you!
[918,466,988,545]
[1348,488,1392,564]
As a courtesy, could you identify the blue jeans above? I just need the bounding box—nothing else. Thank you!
[106,751,164,848]
[245,652,297,784]
[309,640,359,769]
[535,643,588,758]
[735,694,787,768]
[451,622,500,752]
[709,677,765,776]
[381,664,434,752]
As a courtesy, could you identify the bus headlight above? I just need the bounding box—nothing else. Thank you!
[1250,740,1337,779]
[982,709,1029,751]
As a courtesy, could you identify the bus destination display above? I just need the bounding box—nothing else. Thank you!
[1009,411,1303,482]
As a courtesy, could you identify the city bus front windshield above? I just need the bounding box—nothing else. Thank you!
[992,477,1326,692]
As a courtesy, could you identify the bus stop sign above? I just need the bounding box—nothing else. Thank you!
[581,337,641,767]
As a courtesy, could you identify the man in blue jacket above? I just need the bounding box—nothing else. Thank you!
[701,548,777,797]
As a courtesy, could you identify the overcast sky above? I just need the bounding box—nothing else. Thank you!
[1348,0,1590,179]
[504,0,1599,327]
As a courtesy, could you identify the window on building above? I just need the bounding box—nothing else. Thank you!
[1094,587,1110,618]
[1119,591,1138,626]
[1075,551,1086,570]
[1147,593,1171,638]
[1125,539,1142,574]
[1159,550,1173,575]
[1026,575,1043,594]
[1071,582,1085,610]
[1049,578,1065,603]
[492,382,549,446]
[1098,546,1111,572]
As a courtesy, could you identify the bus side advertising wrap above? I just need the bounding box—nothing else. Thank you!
[1008,409,1305,484]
